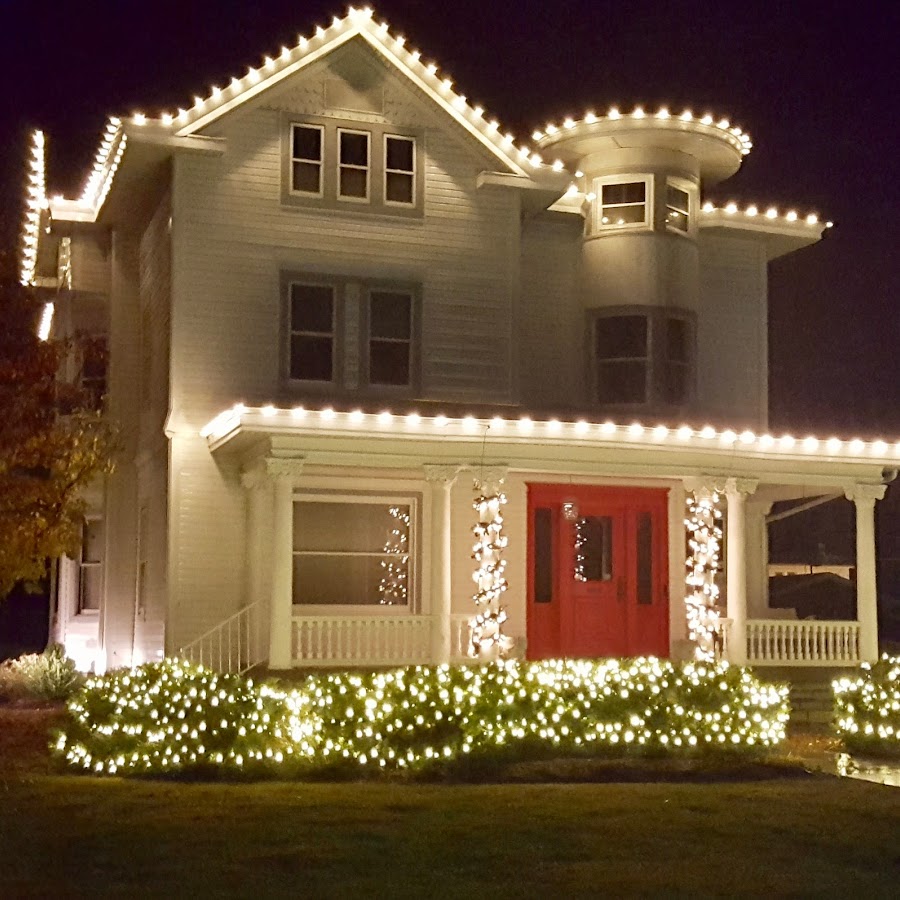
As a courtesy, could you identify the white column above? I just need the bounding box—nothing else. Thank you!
[845,483,887,663]
[725,478,758,666]
[241,469,270,663]
[425,465,460,664]
[267,457,304,670]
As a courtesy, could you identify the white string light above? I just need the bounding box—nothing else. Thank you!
[685,490,724,661]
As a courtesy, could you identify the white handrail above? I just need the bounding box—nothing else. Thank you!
[179,602,263,674]
[745,619,860,666]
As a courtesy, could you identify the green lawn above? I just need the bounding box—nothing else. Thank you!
[2,775,899,897]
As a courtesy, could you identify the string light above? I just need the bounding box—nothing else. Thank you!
[685,489,724,661]
[379,507,410,605]
[834,656,900,751]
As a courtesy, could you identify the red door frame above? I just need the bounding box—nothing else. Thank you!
[526,484,670,660]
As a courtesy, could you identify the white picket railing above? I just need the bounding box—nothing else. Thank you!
[179,602,264,674]
[745,619,860,666]
[450,613,472,661]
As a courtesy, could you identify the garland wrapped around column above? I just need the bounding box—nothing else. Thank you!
[469,486,513,659]
[685,488,724,661]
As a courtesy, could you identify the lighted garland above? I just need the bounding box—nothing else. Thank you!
[53,657,789,777]
[574,518,587,582]
[469,489,513,659]
[379,506,410,605]
[834,656,900,754]
[685,490,724,661]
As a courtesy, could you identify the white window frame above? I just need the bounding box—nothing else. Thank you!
[365,288,415,390]
[287,281,338,385]
[77,518,103,616]
[591,174,654,234]
[291,493,419,614]
[337,128,371,203]
[383,134,416,207]
[290,123,325,198]
[665,177,695,236]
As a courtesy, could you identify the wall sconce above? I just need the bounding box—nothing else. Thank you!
[562,501,579,522]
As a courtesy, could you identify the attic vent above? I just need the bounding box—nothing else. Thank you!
[325,79,384,115]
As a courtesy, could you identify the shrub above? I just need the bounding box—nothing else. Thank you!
[0,645,83,702]
[54,657,789,777]
[834,656,900,755]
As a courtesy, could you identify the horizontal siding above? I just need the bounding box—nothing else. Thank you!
[697,233,768,428]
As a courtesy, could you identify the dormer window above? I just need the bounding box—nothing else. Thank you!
[338,129,370,201]
[290,124,324,196]
[592,175,653,233]
[385,136,415,205]
[666,181,691,233]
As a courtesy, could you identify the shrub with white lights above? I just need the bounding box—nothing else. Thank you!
[834,656,900,755]
[54,657,790,777]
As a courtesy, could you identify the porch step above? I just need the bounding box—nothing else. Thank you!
[788,682,836,731]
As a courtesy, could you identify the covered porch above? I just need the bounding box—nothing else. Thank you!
[188,405,894,673]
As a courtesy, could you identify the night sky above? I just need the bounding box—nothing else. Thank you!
[0,0,898,649]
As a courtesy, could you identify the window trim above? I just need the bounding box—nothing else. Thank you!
[591,175,654,234]
[77,517,103,616]
[361,285,420,393]
[291,492,420,614]
[589,306,696,409]
[337,127,371,203]
[289,123,325,198]
[286,279,341,386]
[383,134,417,207]
[665,176,696,237]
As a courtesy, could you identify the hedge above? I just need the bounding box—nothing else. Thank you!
[834,656,900,755]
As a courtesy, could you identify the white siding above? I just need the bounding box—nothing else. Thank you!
[697,233,768,429]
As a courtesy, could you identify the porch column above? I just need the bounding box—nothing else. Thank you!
[241,468,272,663]
[425,465,461,664]
[267,457,304,670]
[725,478,758,666]
[844,483,887,663]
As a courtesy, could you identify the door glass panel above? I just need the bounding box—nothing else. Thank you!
[637,512,653,604]
[534,507,553,603]
[575,516,613,582]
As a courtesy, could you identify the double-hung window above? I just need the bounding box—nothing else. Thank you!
[666,182,691,233]
[594,177,652,230]
[384,135,415,205]
[595,314,650,404]
[337,129,370,201]
[290,124,324,196]
[289,283,336,383]
[368,290,413,387]
[78,519,103,613]
[292,497,416,607]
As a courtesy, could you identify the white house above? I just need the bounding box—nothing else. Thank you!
[21,8,896,675]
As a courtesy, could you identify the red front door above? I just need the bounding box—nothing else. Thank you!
[527,484,669,660]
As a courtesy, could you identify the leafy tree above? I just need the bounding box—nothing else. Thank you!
[0,250,115,599]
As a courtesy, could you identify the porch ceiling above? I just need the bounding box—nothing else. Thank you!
[203,405,896,488]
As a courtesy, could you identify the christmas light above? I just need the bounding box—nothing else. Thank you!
[834,656,900,752]
[379,507,410,605]
[685,489,724,661]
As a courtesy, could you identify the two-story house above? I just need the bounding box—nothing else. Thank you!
[22,8,895,675]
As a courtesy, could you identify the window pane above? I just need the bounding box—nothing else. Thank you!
[293,556,408,606]
[340,132,369,166]
[386,137,414,172]
[290,336,333,381]
[370,341,410,386]
[293,125,322,161]
[600,206,646,226]
[595,315,647,360]
[291,284,333,333]
[83,520,103,564]
[370,292,411,339]
[340,167,368,198]
[576,516,613,582]
[80,567,102,611]
[602,182,645,205]
[666,317,689,362]
[534,507,553,603]
[294,503,411,553]
[662,362,689,404]
[598,361,647,404]
[667,185,689,212]
[637,512,653,605]
[292,161,321,194]
[666,208,689,231]
[386,172,414,204]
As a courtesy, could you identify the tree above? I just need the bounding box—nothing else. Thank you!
[0,251,115,599]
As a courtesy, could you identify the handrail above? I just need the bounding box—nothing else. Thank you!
[178,601,263,674]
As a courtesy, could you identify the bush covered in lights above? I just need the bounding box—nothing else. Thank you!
[54,657,790,778]
[834,656,900,755]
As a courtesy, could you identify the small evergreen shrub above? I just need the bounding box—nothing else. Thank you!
[834,656,900,755]
[0,645,83,702]
[54,657,789,777]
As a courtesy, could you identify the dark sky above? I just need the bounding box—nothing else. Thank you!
[2,0,898,436]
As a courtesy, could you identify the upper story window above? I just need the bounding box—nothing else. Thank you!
[593,176,652,232]
[284,274,419,395]
[338,129,370,201]
[283,116,423,217]
[592,308,694,408]
[290,124,324,196]
[666,182,691,233]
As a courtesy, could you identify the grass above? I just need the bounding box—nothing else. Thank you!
[2,707,899,897]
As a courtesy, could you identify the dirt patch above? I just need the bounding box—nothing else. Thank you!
[0,704,68,776]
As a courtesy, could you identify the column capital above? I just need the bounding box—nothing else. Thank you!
[473,465,509,494]
[844,482,887,505]
[725,477,759,499]
[683,475,725,497]
[265,455,305,481]
[424,464,463,486]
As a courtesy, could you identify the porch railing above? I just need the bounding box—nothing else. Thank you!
[179,602,264,674]
[745,619,860,666]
